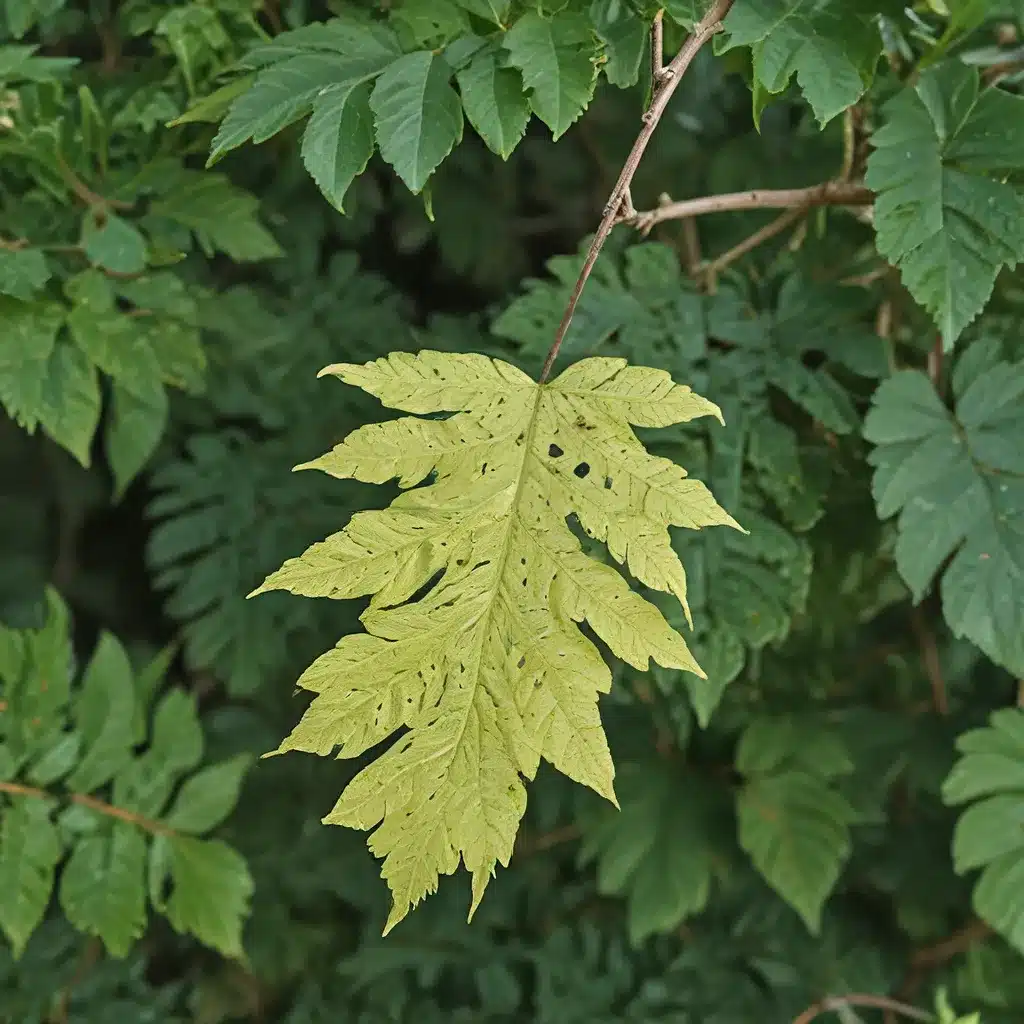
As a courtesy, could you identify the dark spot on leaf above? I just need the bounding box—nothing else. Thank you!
[573,463,590,479]
[548,444,564,458]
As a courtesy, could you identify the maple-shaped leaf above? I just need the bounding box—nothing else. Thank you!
[252,351,740,932]
[863,359,1024,677]
[866,62,1024,346]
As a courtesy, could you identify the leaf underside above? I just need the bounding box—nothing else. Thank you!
[252,351,739,932]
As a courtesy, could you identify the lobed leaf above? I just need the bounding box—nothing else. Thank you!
[254,351,739,931]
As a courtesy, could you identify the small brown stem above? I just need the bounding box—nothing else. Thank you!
[910,606,948,716]
[651,9,665,82]
[0,780,174,836]
[516,823,582,856]
[537,0,734,383]
[632,181,872,234]
[680,216,702,274]
[927,333,943,387]
[793,994,932,1024]
[703,206,805,281]
[56,155,132,211]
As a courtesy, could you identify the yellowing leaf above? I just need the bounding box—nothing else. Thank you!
[253,351,739,932]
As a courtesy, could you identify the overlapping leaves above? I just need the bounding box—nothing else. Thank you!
[207,9,613,202]
[252,350,739,930]
[866,62,1024,346]
[943,709,1024,955]
[863,350,1024,677]
[0,591,253,959]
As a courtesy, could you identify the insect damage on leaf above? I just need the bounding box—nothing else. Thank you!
[250,350,740,932]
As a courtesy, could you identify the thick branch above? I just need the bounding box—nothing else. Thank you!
[0,779,174,836]
[538,0,734,383]
[793,994,933,1024]
[630,181,873,234]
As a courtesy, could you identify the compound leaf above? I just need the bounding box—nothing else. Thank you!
[866,62,1024,346]
[719,0,885,125]
[253,351,739,932]
[863,363,1024,676]
[943,709,1024,954]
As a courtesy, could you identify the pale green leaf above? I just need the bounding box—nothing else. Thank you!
[0,797,61,957]
[866,62,1024,345]
[300,80,375,212]
[253,352,738,931]
[0,248,50,300]
[503,12,598,139]
[58,823,147,957]
[369,51,464,194]
[161,753,252,835]
[456,50,530,160]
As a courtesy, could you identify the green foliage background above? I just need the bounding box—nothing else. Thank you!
[0,0,1022,1020]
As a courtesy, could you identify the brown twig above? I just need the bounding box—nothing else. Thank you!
[516,823,582,856]
[630,181,873,235]
[0,779,174,836]
[537,0,734,383]
[793,993,933,1024]
[703,206,806,282]
[909,606,948,715]
[889,918,994,1020]
[55,155,132,211]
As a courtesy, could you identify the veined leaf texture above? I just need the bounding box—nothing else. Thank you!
[253,352,740,930]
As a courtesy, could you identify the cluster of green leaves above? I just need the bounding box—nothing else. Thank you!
[0,590,252,961]
[0,0,1023,1021]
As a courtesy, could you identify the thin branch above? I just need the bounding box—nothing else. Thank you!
[516,823,581,856]
[0,779,174,836]
[910,918,992,969]
[651,9,665,82]
[910,606,948,715]
[702,206,805,281]
[793,993,933,1024]
[55,155,132,211]
[538,0,734,383]
[630,180,872,234]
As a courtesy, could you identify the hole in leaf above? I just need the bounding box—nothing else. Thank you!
[573,463,590,479]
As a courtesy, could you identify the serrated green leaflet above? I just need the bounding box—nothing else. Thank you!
[503,12,598,140]
[863,362,1024,676]
[944,709,1024,954]
[456,50,530,160]
[866,62,1024,346]
[253,351,739,931]
[578,758,720,944]
[370,51,464,193]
